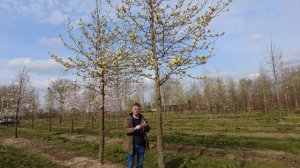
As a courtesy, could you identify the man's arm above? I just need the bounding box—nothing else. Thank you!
[124,118,135,134]
[124,118,142,133]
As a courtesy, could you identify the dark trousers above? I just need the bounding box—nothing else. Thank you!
[127,144,146,168]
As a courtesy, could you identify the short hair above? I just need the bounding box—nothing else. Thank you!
[132,103,141,108]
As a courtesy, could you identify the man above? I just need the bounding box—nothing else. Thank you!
[124,103,150,168]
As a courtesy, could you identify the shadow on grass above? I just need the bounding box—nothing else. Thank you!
[165,156,184,168]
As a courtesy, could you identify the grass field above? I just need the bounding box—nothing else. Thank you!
[1,110,299,168]
[0,142,63,168]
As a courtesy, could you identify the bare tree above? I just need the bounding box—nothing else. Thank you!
[239,78,252,112]
[161,78,172,118]
[255,66,272,113]
[227,77,238,113]
[265,36,282,111]
[214,77,226,116]
[203,75,214,115]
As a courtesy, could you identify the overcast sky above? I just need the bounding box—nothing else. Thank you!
[0,0,300,97]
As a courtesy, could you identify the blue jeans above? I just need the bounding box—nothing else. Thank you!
[127,144,146,168]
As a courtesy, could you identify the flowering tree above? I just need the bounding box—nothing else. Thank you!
[65,81,81,134]
[9,67,34,138]
[51,0,133,164]
[108,0,232,166]
[45,87,56,132]
[50,79,71,126]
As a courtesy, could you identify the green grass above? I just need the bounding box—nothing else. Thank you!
[0,126,290,168]
[9,121,300,154]
[0,142,63,168]
[150,133,300,154]
[11,111,300,155]
[1,111,299,167]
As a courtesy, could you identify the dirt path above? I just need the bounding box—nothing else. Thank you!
[189,132,300,140]
[2,137,123,168]
[53,132,123,144]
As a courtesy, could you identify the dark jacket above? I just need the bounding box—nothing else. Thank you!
[123,113,150,153]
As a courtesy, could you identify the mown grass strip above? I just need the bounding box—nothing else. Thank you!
[148,132,300,154]
[0,142,63,168]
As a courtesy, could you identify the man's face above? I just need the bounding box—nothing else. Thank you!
[132,105,140,115]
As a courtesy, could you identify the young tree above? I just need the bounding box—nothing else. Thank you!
[51,0,133,164]
[255,67,272,113]
[110,0,232,165]
[214,77,226,116]
[161,78,172,118]
[265,36,282,111]
[174,80,185,117]
[45,87,55,132]
[203,75,214,115]
[66,81,80,135]
[238,78,252,112]
[50,79,71,127]
[227,77,238,113]
[10,67,33,138]
[28,89,39,129]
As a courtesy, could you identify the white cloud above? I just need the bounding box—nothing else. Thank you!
[283,50,300,65]
[38,37,63,48]
[6,57,68,76]
[247,34,263,43]
[44,10,69,25]
[244,72,260,80]
[0,0,94,25]
[0,0,45,16]
[142,77,154,89]
[32,79,51,90]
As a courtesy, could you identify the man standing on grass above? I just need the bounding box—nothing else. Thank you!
[124,103,151,168]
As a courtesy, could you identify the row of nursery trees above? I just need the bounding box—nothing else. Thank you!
[0,62,299,166]
[184,65,300,115]
[1,63,299,127]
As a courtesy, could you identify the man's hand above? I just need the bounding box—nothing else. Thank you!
[134,125,142,130]
[140,123,147,128]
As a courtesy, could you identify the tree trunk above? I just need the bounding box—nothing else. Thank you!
[116,77,120,129]
[285,92,289,112]
[15,110,19,138]
[149,0,164,166]
[276,84,281,112]
[155,79,164,168]
[99,76,105,164]
[49,111,52,132]
[31,108,34,129]
[164,105,166,119]
[293,85,299,110]
[59,104,63,127]
[83,111,86,128]
[92,114,94,129]
[15,87,22,138]
[263,91,268,114]
[71,113,74,134]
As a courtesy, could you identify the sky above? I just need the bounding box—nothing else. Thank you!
[0,0,300,99]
